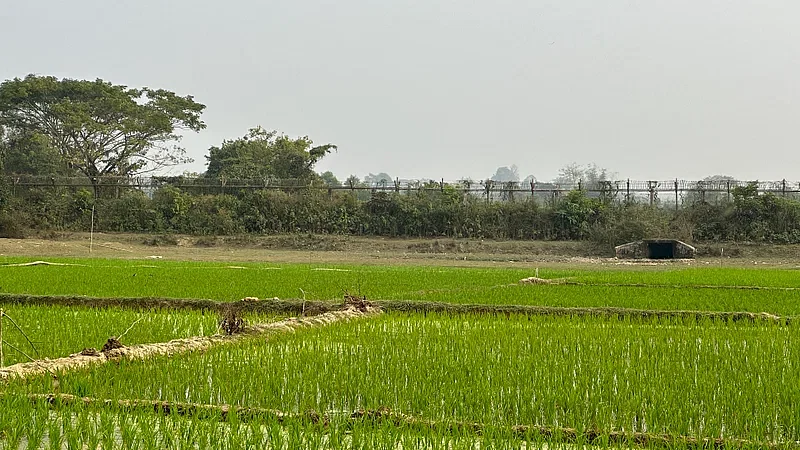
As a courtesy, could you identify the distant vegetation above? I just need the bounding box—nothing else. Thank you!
[2,74,800,248]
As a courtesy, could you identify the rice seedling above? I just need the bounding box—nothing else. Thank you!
[2,258,800,314]
[0,303,285,366]
[13,313,800,445]
[0,391,664,449]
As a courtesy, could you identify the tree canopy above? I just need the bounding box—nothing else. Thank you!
[490,165,520,183]
[364,172,393,186]
[205,127,336,180]
[555,163,614,186]
[0,75,205,181]
[0,128,69,176]
[319,171,341,186]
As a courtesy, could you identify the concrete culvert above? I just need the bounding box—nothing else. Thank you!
[615,239,696,260]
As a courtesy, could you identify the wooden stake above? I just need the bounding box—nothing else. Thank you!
[90,204,95,253]
[1,309,4,368]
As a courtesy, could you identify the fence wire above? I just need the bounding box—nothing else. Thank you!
[3,176,800,207]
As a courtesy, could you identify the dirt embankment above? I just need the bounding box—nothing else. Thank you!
[0,304,381,381]
[1,293,790,325]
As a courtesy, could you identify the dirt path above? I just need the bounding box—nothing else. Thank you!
[0,305,381,380]
[5,232,797,268]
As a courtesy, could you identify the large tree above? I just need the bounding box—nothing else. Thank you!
[0,75,205,182]
[0,128,69,176]
[205,127,336,180]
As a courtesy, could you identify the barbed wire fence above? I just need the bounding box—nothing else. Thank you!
[4,175,800,209]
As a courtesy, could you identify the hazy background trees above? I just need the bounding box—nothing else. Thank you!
[554,163,614,186]
[364,172,393,187]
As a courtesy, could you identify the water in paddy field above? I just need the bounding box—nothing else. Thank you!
[0,409,629,449]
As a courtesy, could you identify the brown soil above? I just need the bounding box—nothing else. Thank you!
[218,305,247,335]
[101,337,124,352]
[0,305,381,381]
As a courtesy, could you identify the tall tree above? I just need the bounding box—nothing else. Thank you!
[0,129,69,176]
[205,127,336,180]
[0,75,205,183]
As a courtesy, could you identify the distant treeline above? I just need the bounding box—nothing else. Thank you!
[2,181,800,250]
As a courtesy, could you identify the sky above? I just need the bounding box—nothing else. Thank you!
[1,0,799,182]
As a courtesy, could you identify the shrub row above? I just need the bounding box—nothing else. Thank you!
[3,183,800,246]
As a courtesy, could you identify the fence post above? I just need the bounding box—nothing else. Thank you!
[626,179,631,203]
[783,179,787,197]
[674,179,679,211]
[441,178,445,193]
[648,181,657,206]
[726,181,731,203]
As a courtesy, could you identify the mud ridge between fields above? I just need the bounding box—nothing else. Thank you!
[0,293,791,324]
[561,281,800,291]
[0,306,381,380]
[376,301,791,324]
[16,394,785,449]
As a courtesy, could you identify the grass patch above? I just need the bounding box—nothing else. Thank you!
[0,303,285,366]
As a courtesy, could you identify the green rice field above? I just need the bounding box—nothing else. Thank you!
[0,304,286,366]
[1,257,800,314]
[1,255,799,448]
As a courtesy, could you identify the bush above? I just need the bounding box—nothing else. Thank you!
[0,212,24,238]
[7,181,800,245]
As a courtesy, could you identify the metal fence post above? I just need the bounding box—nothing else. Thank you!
[674,179,679,211]
[626,179,631,203]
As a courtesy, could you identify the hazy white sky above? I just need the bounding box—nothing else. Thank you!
[2,1,798,182]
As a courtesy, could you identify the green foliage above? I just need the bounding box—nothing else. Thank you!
[0,75,205,181]
[0,304,225,366]
[5,177,800,243]
[97,190,161,232]
[588,204,676,253]
[205,127,336,181]
[0,211,24,238]
[552,190,603,240]
[16,313,800,444]
[0,130,69,176]
[319,171,340,186]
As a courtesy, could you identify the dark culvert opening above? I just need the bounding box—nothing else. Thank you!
[647,242,675,259]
